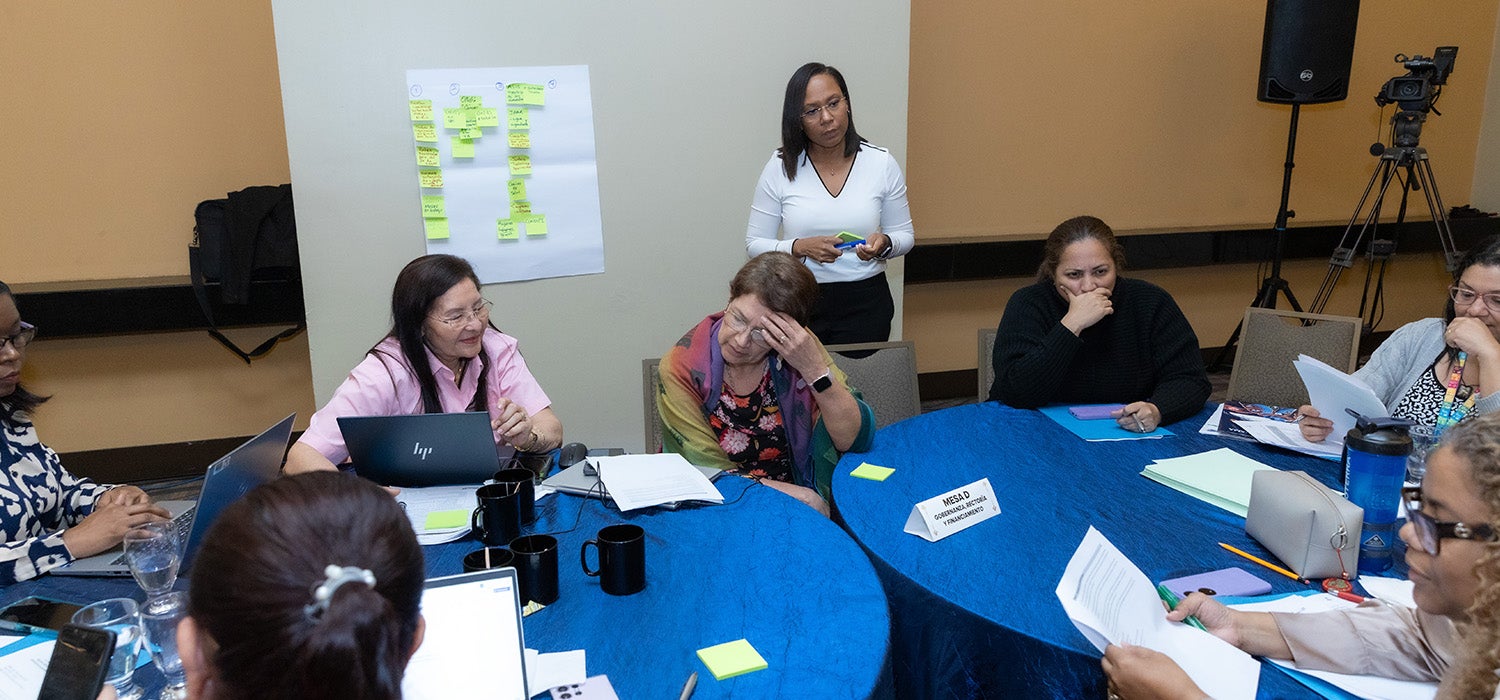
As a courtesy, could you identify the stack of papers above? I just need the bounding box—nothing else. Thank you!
[1294,354,1388,447]
[1038,405,1175,442]
[1200,404,1341,460]
[398,485,480,545]
[1140,448,1279,517]
[594,454,724,512]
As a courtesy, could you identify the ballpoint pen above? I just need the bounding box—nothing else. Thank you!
[1132,413,1146,432]
[1154,584,1209,632]
[679,671,698,700]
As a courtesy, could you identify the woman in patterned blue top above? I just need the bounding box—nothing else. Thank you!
[0,281,168,583]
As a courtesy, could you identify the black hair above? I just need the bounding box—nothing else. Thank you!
[375,255,493,414]
[778,62,864,181]
[1441,235,1500,363]
[0,280,49,421]
[1035,215,1127,283]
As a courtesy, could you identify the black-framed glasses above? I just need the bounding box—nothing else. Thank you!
[801,96,845,121]
[0,322,35,352]
[429,300,493,328]
[1448,286,1500,313]
[1402,486,1497,555]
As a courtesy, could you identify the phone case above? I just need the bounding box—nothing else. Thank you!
[1160,567,1272,598]
[1067,404,1126,421]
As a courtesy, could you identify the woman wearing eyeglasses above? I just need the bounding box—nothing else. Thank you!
[1100,410,1500,699]
[745,62,915,345]
[1299,235,1500,442]
[0,281,170,583]
[285,255,561,475]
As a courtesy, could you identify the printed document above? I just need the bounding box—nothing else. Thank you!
[1294,354,1388,446]
[594,454,723,512]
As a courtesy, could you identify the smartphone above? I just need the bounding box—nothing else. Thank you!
[834,231,865,249]
[37,624,115,700]
[0,596,84,635]
[1160,567,1272,598]
[1068,404,1126,421]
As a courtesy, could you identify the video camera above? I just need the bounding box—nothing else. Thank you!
[1375,46,1458,112]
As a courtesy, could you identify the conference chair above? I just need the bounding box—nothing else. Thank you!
[642,358,662,453]
[826,341,921,428]
[1226,307,1361,408]
[977,327,997,402]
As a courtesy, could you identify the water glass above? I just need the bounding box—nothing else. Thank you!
[1407,424,1439,484]
[124,521,182,597]
[72,598,144,700]
[140,592,189,700]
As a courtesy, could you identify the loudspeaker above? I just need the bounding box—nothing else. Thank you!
[1257,0,1360,104]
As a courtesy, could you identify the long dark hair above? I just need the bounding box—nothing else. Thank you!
[1035,215,1127,283]
[377,255,492,414]
[1441,235,1500,364]
[188,471,425,700]
[778,62,864,181]
[0,281,48,422]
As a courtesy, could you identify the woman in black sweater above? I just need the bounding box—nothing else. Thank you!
[988,216,1211,430]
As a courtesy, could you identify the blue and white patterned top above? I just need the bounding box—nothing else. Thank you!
[0,413,108,583]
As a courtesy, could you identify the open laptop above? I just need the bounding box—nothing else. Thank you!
[52,413,295,577]
[339,412,514,487]
[401,567,528,700]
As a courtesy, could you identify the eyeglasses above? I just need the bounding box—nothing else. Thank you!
[429,300,492,328]
[800,96,845,122]
[1448,286,1500,312]
[0,322,35,352]
[722,308,768,345]
[1401,486,1496,555]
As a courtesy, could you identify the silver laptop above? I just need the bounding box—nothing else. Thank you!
[542,458,725,499]
[338,412,515,487]
[401,567,529,700]
[53,414,295,577]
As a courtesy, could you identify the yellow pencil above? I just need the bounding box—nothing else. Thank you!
[1218,542,1307,583]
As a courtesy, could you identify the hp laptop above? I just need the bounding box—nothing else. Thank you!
[338,412,514,487]
[53,413,295,577]
[402,567,529,700]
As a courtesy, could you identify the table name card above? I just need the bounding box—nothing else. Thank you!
[903,478,1001,542]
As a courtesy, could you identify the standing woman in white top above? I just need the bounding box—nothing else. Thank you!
[745,62,916,345]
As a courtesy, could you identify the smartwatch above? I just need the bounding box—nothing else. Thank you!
[811,370,833,393]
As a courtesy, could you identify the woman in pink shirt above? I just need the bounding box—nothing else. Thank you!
[285,255,561,475]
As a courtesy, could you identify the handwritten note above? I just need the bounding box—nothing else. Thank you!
[409,99,433,122]
[415,146,439,167]
[442,108,464,129]
[505,82,545,106]
[510,200,532,217]
[476,107,500,128]
[508,132,531,149]
[508,155,532,176]
[418,169,444,188]
[421,195,446,219]
[522,214,548,236]
[413,123,438,143]
[458,127,482,140]
[451,138,475,159]
[497,218,520,240]
[507,179,527,201]
[424,218,450,240]
[507,107,530,130]
[462,110,479,129]
[459,95,484,109]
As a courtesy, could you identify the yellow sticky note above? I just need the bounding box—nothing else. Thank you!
[850,463,895,482]
[696,639,768,681]
[507,179,527,201]
[522,214,547,236]
[507,132,531,149]
[424,509,467,530]
[505,82,545,106]
[424,218,450,240]
[415,146,439,167]
[497,218,520,240]
[418,169,443,188]
[442,108,464,129]
[413,123,438,143]
[421,195,445,219]
[451,138,475,159]
[510,200,531,218]
[459,127,482,140]
[462,109,479,130]
[409,99,433,122]
[476,107,500,128]
[507,107,530,130]
[459,95,484,109]
[508,154,532,176]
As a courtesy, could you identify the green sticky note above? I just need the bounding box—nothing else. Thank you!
[509,154,532,176]
[421,195,445,219]
[459,127,482,140]
[507,107,530,130]
[850,463,895,481]
[508,132,531,149]
[424,217,450,240]
[418,169,443,188]
[462,109,479,130]
[510,200,532,218]
[696,639,768,681]
[415,146,439,167]
[442,108,464,129]
[409,99,433,122]
[522,214,547,236]
[451,137,475,159]
[459,95,484,109]
[476,107,500,128]
[507,179,527,201]
[424,509,467,529]
[497,218,520,240]
[413,123,438,143]
[505,82,545,105]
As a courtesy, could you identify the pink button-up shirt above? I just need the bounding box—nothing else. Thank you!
[297,328,552,464]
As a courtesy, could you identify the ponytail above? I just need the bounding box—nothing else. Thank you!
[295,584,410,700]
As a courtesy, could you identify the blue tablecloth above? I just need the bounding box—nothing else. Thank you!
[3,477,893,699]
[833,402,1400,700]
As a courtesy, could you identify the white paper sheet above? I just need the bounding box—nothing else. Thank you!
[1359,576,1417,608]
[397,484,480,545]
[594,454,723,512]
[524,648,587,694]
[1234,419,1343,459]
[1056,527,1260,700]
[0,638,53,700]
[1295,354,1389,444]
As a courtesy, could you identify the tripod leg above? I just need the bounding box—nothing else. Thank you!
[1413,155,1461,270]
[1311,157,1401,314]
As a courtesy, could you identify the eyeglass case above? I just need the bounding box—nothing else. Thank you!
[1246,470,1364,579]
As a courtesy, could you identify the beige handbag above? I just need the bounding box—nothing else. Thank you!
[1245,470,1363,579]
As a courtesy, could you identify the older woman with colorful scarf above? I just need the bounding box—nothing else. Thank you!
[657,252,874,515]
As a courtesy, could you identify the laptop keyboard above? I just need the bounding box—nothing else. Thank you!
[107,507,196,566]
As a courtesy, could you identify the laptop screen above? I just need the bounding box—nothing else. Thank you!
[401,568,529,700]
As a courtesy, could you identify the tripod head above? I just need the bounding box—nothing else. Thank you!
[1373,47,1457,149]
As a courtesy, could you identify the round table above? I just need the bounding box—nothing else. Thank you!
[833,402,1388,699]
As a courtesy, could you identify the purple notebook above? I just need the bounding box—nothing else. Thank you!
[1067,404,1126,421]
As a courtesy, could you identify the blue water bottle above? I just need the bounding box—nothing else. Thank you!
[1342,412,1413,574]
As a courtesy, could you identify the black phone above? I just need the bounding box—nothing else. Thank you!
[37,624,115,700]
[0,596,83,635]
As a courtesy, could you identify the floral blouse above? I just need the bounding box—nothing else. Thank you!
[707,370,794,482]
[0,413,108,583]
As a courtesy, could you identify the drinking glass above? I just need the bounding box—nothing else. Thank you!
[124,521,182,598]
[72,598,144,700]
[140,592,189,700]
[1407,424,1439,484]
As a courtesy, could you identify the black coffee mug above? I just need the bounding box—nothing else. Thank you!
[581,524,646,596]
[491,467,536,524]
[471,483,524,546]
[462,547,514,573]
[510,534,560,605]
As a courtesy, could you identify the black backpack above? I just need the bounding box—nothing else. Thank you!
[189,184,306,363]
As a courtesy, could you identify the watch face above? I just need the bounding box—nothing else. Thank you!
[812,374,833,393]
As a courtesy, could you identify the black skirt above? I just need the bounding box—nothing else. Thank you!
[809,272,894,346]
